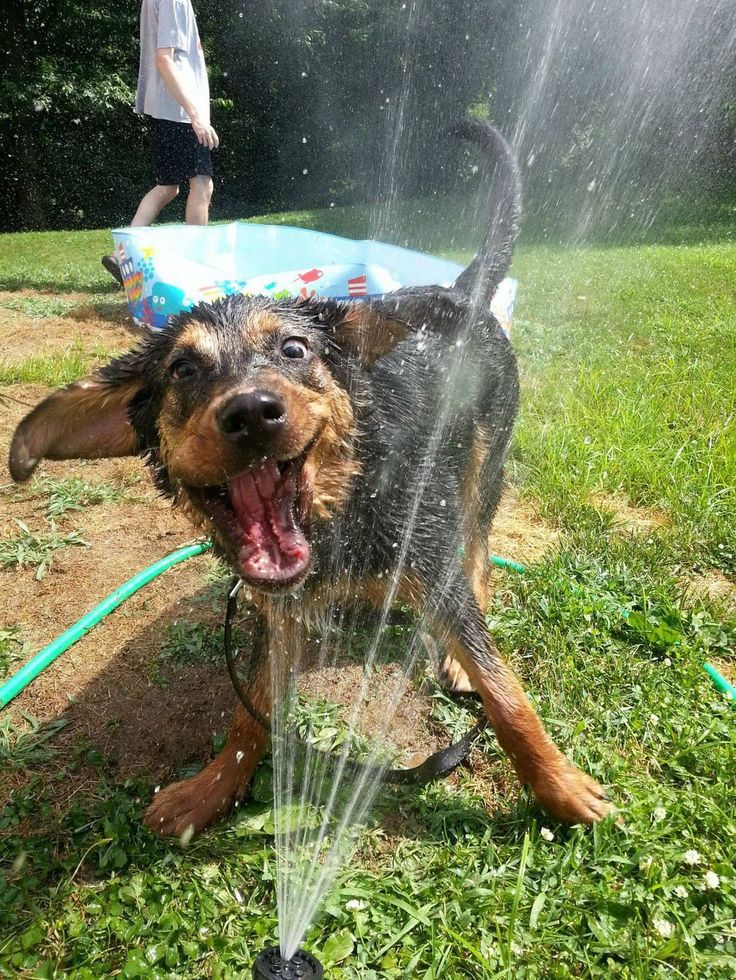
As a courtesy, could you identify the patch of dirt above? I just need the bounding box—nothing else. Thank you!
[0,292,136,362]
[685,568,736,612]
[300,659,438,765]
[492,488,559,564]
[590,491,668,532]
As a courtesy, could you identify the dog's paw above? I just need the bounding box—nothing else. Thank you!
[530,761,613,825]
[438,653,476,694]
[143,772,237,839]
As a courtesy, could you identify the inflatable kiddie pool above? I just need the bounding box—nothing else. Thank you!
[111,221,517,332]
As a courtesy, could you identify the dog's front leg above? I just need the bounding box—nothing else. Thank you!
[433,585,613,824]
[144,619,271,838]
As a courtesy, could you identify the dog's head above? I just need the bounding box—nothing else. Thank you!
[9,295,407,593]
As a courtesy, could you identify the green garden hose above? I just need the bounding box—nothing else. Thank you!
[703,661,736,705]
[0,544,732,711]
[0,540,212,709]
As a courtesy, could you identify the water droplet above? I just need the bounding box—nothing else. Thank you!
[11,852,27,874]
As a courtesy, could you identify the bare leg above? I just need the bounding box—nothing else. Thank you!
[185,175,213,225]
[131,183,180,227]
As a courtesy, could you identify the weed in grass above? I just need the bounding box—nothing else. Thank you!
[156,620,225,676]
[0,627,26,679]
[0,519,87,579]
[32,475,135,518]
[187,557,233,612]
[0,713,69,771]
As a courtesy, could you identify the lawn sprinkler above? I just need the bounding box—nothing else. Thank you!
[252,946,323,979]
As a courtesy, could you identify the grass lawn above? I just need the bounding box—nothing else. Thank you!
[0,206,735,977]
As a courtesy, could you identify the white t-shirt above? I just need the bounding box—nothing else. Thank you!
[135,0,210,124]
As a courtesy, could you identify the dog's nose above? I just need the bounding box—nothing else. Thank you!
[218,390,286,444]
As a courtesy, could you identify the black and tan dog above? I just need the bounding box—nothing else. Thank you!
[9,120,611,836]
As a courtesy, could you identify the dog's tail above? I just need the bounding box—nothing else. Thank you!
[448,119,521,307]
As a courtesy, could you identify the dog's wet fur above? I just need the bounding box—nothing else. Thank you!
[9,121,611,835]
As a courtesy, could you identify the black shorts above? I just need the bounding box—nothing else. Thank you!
[148,116,213,186]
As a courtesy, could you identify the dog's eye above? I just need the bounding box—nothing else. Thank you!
[281,338,308,359]
[170,358,197,380]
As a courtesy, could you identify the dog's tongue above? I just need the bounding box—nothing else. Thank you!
[229,461,309,583]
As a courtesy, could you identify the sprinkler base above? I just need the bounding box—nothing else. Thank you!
[252,946,323,980]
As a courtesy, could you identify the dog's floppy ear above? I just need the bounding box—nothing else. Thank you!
[9,350,148,483]
[310,301,409,368]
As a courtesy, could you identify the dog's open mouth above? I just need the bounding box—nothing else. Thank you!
[192,457,311,588]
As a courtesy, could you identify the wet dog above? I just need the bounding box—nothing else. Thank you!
[9,120,611,836]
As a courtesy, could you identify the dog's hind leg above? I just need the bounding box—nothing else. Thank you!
[434,521,494,694]
[435,431,501,695]
[429,579,612,825]
[143,621,271,838]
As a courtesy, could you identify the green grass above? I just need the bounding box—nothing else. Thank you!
[509,242,736,575]
[0,351,92,387]
[0,209,735,977]
[0,229,119,293]
[0,295,79,318]
[1,191,733,293]
[0,547,734,976]
[0,520,88,580]
[0,340,121,386]
[0,628,26,680]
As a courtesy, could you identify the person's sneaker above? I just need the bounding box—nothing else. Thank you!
[101,254,124,287]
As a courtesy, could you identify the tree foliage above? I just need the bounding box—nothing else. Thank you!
[1,0,734,233]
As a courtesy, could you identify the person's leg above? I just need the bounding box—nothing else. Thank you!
[131,183,180,226]
[101,119,183,286]
[185,175,213,225]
